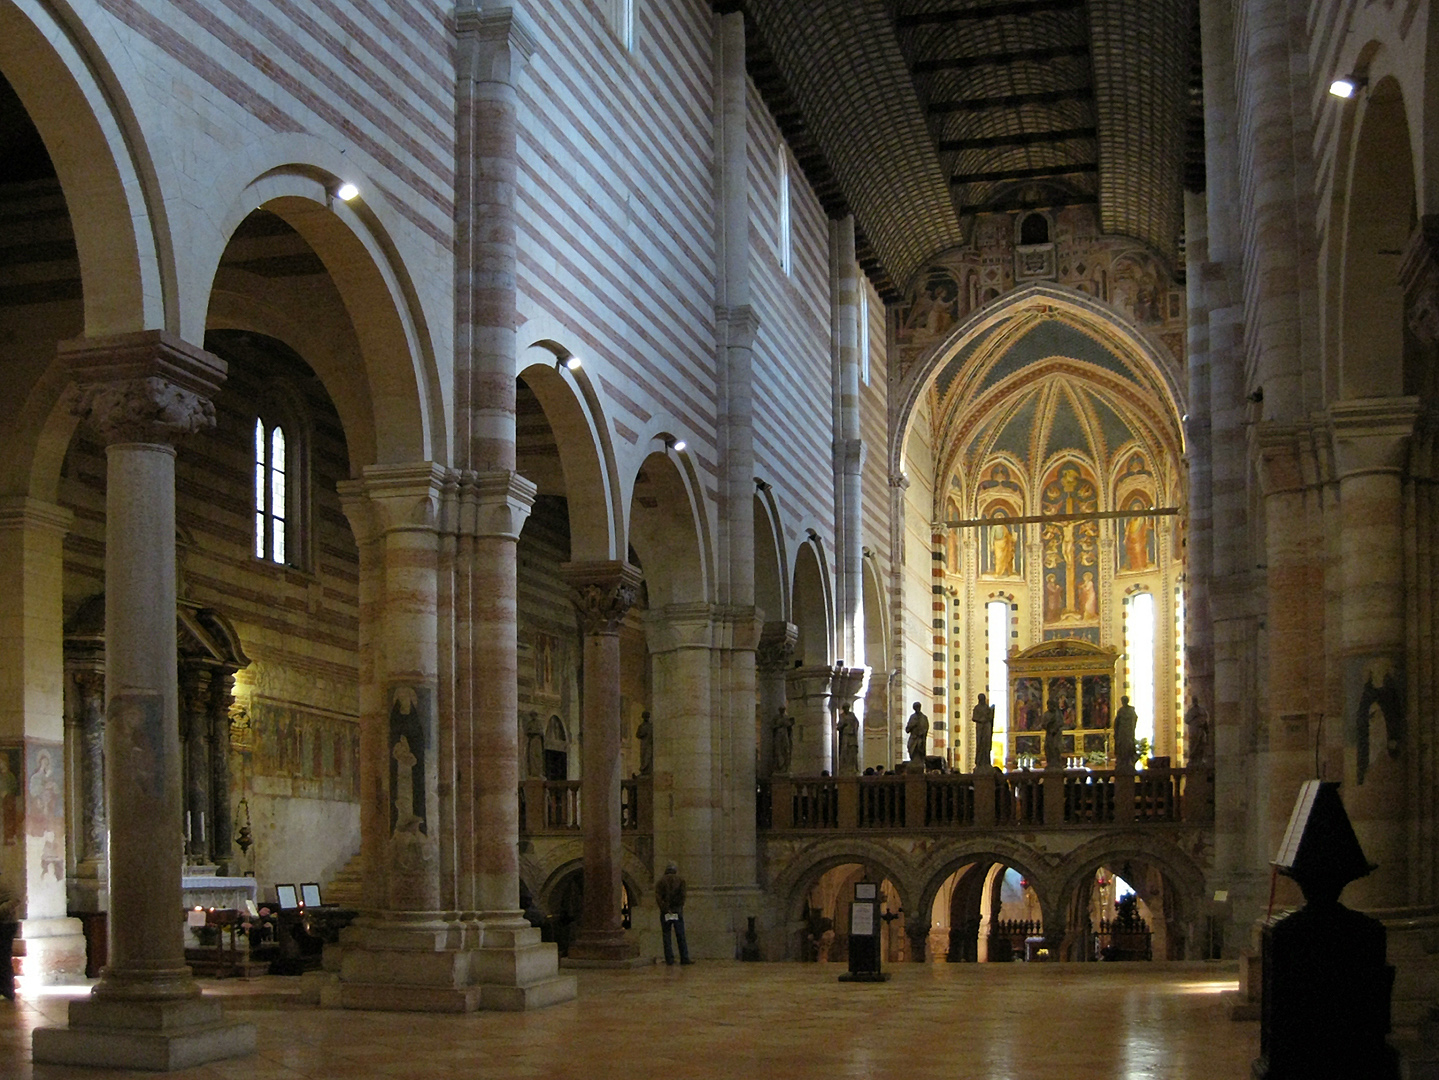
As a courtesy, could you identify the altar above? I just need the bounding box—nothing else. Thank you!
[182,870,258,918]
[1007,639,1120,767]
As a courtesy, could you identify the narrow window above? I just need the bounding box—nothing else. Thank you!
[1126,593,1156,750]
[987,600,1009,753]
[859,283,871,386]
[614,0,634,51]
[255,417,289,565]
[779,149,792,276]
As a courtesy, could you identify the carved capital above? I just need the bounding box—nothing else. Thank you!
[338,462,448,540]
[563,560,643,635]
[1329,397,1421,479]
[455,4,539,84]
[835,437,865,476]
[756,621,798,674]
[717,304,761,351]
[470,468,537,540]
[63,331,225,447]
[1250,421,1318,496]
[889,472,910,491]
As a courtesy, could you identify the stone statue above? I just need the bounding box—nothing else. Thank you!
[524,710,545,779]
[1113,695,1138,773]
[1042,700,1065,771]
[836,708,859,775]
[771,706,794,775]
[972,693,996,770]
[1184,696,1209,767]
[636,711,653,776]
[906,702,929,766]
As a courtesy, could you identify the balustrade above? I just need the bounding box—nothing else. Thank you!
[519,777,650,835]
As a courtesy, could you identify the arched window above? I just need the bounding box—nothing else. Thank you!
[1019,212,1049,245]
[611,0,634,50]
[986,600,1010,751]
[255,417,287,564]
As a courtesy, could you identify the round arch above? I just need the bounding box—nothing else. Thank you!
[204,168,444,467]
[0,0,166,335]
[792,538,833,667]
[912,838,1057,927]
[628,446,711,609]
[753,484,788,625]
[518,346,623,563]
[890,282,1187,483]
[770,840,915,926]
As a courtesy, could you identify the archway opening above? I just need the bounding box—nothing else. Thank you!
[933,860,1045,963]
[1068,860,1174,961]
[802,863,903,964]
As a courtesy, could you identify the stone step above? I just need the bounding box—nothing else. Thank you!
[323,850,364,907]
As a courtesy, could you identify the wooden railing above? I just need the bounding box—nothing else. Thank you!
[758,767,1211,832]
[519,777,653,836]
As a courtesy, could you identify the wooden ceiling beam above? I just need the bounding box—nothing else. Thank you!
[928,86,1093,114]
[950,161,1098,186]
[896,0,1085,29]
[913,42,1088,75]
[958,193,1099,215]
[938,125,1096,151]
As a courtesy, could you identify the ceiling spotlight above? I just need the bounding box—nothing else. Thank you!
[1329,75,1364,99]
[335,182,360,202]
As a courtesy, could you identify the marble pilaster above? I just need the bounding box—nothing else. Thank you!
[33,330,254,1070]
[179,663,212,865]
[207,672,235,872]
[562,560,643,965]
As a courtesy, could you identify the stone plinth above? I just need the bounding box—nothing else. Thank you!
[33,998,256,1071]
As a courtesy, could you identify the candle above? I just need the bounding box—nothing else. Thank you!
[199,812,205,842]
[186,810,191,836]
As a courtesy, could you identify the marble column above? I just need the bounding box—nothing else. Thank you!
[786,665,836,775]
[756,621,796,777]
[179,663,212,866]
[563,561,643,964]
[1330,399,1420,907]
[34,330,255,1069]
[207,672,235,872]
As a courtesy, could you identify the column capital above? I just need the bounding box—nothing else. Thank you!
[1249,420,1320,495]
[63,330,226,446]
[716,305,761,350]
[337,462,448,540]
[473,468,536,538]
[835,437,865,476]
[455,4,538,83]
[1328,397,1421,478]
[756,621,798,674]
[562,560,643,634]
[644,602,720,652]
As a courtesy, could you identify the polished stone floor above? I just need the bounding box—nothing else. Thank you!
[3,962,1255,1079]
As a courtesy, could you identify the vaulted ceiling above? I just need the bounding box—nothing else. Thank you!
[722,0,1202,300]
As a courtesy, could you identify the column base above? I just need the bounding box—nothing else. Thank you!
[334,911,576,1012]
[15,917,88,985]
[32,997,256,1071]
[562,928,644,968]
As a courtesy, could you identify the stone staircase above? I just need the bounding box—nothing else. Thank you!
[323,851,364,908]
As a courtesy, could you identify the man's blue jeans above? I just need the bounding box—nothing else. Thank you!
[661,912,690,965]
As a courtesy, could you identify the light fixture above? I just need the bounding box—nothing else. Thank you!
[1329,74,1365,99]
[335,181,360,202]
[666,437,686,453]
[565,355,582,370]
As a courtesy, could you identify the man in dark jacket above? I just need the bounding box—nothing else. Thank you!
[655,862,692,966]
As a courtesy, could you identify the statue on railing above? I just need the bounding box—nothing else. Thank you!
[525,710,545,779]
[906,703,929,767]
[1184,696,1209,767]
[836,708,860,775]
[636,711,653,776]
[971,694,996,770]
[1113,696,1138,773]
[772,706,794,775]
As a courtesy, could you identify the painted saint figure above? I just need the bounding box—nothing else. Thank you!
[1078,571,1099,618]
[1123,510,1154,572]
[990,521,1016,577]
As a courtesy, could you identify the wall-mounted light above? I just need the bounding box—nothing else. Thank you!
[665,437,686,453]
[553,352,582,373]
[1329,74,1365,99]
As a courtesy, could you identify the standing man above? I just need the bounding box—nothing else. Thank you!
[0,868,18,1000]
[655,862,692,966]
[906,702,930,767]
[1114,695,1139,773]
[972,693,997,770]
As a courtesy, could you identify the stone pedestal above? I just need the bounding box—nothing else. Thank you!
[33,331,254,1070]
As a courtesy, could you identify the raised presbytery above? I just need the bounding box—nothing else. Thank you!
[0,0,1435,1073]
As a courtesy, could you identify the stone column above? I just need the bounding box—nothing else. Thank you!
[756,621,796,777]
[34,330,255,1069]
[208,671,236,872]
[179,663,212,866]
[1330,399,1420,907]
[786,664,836,775]
[563,561,643,964]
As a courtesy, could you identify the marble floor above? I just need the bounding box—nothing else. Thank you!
[3,962,1256,1079]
